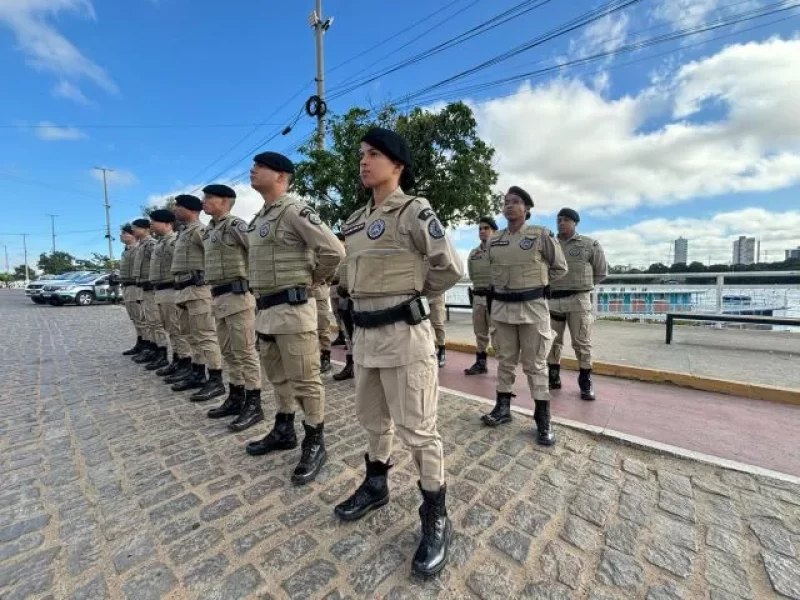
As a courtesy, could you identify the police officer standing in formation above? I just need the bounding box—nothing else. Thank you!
[334,128,463,577]
[480,187,567,447]
[168,195,224,394]
[200,184,263,431]
[332,232,355,381]
[244,152,344,486]
[464,216,498,375]
[314,283,334,373]
[146,209,180,372]
[547,208,607,400]
[130,219,160,365]
[120,224,147,356]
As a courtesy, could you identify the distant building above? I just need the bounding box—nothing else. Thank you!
[673,237,688,265]
[787,247,800,260]
[732,236,756,265]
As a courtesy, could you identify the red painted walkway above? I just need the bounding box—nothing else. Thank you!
[332,347,800,478]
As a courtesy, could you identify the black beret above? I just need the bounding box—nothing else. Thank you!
[121,224,134,234]
[132,218,151,229]
[507,186,533,208]
[478,216,498,231]
[150,209,176,224]
[253,151,295,174]
[360,128,416,189]
[557,207,580,223]
[175,194,203,211]
[202,184,236,199]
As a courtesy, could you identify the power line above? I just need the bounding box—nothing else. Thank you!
[3,122,286,130]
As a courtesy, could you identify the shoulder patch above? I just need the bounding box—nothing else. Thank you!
[298,206,315,218]
[417,208,434,221]
[308,213,322,225]
[232,219,247,233]
[427,218,445,239]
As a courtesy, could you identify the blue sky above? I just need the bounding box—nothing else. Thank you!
[1,0,799,271]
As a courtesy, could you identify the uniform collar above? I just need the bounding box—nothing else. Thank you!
[369,187,408,214]
[210,213,231,227]
[262,193,292,215]
[559,233,580,243]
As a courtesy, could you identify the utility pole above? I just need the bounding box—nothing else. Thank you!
[3,244,9,275]
[22,233,29,284]
[310,0,332,150]
[46,214,58,253]
[95,167,115,262]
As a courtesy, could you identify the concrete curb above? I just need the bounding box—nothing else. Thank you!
[445,339,800,406]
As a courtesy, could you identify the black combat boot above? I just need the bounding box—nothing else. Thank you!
[578,368,596,401]
[291,422,327,485]
[333,355,354,381]
[145,346,169,371]
[123,336,144,356]
[190,369,225,402]
[548,364,562,390]
[331,331,346,346]
[533,400,556,446]
[228,389,264,432]
[320,350,332,373]
[412,482,452,578]
[464,352,488,375]
[133,341,156,364]
[163,357,192,384]
[245,412,296,455]
[156,352,180,376]
[334,454,392,521]
[437,345,446,368]
[171,363,205,392]
[207,383,245,419]
[481,392,513,427]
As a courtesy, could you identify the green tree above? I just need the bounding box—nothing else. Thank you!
[669,262,687,273]
[142,195,177,217]
[74,253,116,271]
[294,102,500,228]
[646,262,670,274]
[686,261,707,273]
[37,251,76,274]
[13,264,29,279]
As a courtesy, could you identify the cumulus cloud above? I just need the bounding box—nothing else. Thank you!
[34,121,86,140]
[469,37,800,215]
[0,0,117,94]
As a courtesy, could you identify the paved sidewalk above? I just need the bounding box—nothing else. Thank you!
[2,295,800,600]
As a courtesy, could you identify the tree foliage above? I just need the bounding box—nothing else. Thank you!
[294,102,500,228]
[37,251,76,274]
[607,257,800,284]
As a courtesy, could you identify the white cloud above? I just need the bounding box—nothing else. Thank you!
[469,37,800,215]
[0,0,117,93]
[651,0,759,30]
[34,121,86,140]
[91,168,138,186]
[569,11,630,59]
[52,79,89,104]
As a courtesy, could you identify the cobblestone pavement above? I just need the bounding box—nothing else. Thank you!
[2,292,800,600]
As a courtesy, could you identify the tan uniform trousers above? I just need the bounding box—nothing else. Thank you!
[156,294,191,359]
[141,290,168,347]
[494,320,553,401]
[472,295,495,353]
[123,288,146,337]
[314,284,332,352]
[547,292,594,369]
[184,298,222,370]
[259,331,324,426]
[428,294,446,347]
[217,308,260,389]
[356,355,444,491]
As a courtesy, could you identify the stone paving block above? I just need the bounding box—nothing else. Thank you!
[509,500,552,538]
[622,458,649,479]
[467,559,517,600]
[232,521,283,555]
[262,532,318,572]
[330,530,368,562]
[491,526,531,563]
[113,534,157,574]
[646,582,688,600]
[750,516,796,557]
[762,551,800,599]
[168,527,223,566]
[200,494,243,522]
[541,541,584,590]
[183,554,229,591]
[348,544,406,597]
[518,581,572,600]
[121,563,177,600]
[596,548,645,595]
[69,575,109,600]
[705,549,754,599]
[560,515,601,553]
[216,565,264,599]
[282,560,338,600]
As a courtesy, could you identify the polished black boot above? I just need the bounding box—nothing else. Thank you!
[133,341,156,364]
[145,346,169,371]
[412,482,452,578]
[334,454,391,521]
[331,331,346,346]
[533,400,556,446]
[548,364,562,390]
[190,369,225,402]
[207,383,244,419]
[163,358,192,384]
[245,412,296,455]
[464,352,487,375]
[229,389,264,432]
[437,345,446,368]
[171,363,205,392]
[320,350,332,373]
[481,392,513,427]
[156,353,180,376]
[579,368,596,401]
[291,422,327,485]
[333,355,354,381]
[123,336,144,356]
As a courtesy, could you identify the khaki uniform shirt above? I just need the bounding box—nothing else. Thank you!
[205,214,255,319]
[173,221,210,304]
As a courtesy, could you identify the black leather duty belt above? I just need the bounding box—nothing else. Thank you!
[153,282,174,291]
[139,282,154,292]
[549,289,587,299]
[471,288,491,297]
[492,287,545,302]
[352,296,429,329]
[211,280,249,298]
[255,287,308,311]
[257,333,276,343]
[122,281,136,288]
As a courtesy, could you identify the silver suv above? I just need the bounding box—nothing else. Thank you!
[26,273,82,304]
[40,271,113,306]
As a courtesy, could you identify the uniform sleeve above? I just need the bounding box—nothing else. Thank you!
[289,207,345,284]
[228,218,250,250]
[540,230,568,283]
[407,202,464,295]
[192,225,205,253]
[590,240,608,285]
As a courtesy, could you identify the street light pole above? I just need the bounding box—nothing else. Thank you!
[95,167,115,262]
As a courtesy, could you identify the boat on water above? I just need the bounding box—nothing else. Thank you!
[595,287,788,317]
